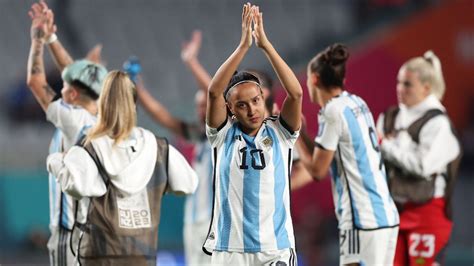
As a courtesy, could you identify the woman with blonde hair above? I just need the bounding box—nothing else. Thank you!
[377,51,461,265]
[47,70,198,265]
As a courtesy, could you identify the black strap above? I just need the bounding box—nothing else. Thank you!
[383,107,444,144]
[382,106,400,135]
[154,136,170,194]
[406,109,444,143]
[82,142,110,186]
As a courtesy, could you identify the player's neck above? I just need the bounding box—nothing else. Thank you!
[79,100,98,116]
[320,87,343,107]
[239,124,259,137]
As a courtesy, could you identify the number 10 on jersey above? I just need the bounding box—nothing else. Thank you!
[239,147,266,170]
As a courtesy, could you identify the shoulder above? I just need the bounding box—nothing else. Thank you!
[422,113,452,132]
[322,100,344,123]
[135,127,164,148]
[206,117,236,136]
[263,115,280,128]
[136,127,155,138]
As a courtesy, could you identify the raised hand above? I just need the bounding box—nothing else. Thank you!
[252,6,270,50]
[181,30,202,62]
[240,3,254,49]
[28,1,56,42]
[86,44,105,65]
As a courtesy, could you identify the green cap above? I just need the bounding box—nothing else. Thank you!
[61,59,108,96]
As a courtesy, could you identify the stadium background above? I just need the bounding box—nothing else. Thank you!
[0,0,472,264]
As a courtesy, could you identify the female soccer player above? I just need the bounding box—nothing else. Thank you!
[296,43,399,266]
[203,3,302,265]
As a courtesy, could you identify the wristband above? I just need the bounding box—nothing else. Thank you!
[46,33,58,44]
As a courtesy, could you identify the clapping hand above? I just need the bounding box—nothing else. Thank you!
[28,0,56,42]
[252,6,270,50]
[239,3,254,49]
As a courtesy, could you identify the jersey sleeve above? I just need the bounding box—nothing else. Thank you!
[166,145,199,195]
[315,105,342,151]
[47,146,107,199]
[206,118,232,147]
[274,116,300,145]
[46,99,88,140]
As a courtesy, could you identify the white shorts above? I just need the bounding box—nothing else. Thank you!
[339,227,398,266]
[47,226,76,266]
[184,221,212,265]
[211,248,297,266]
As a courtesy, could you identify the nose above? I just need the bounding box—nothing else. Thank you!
[248,105,256,117]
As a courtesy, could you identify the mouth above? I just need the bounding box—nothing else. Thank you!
[249,117,260,123]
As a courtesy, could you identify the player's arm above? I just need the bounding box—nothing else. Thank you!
[85,44,103,65]
[181,30,212,92]
[297,108,341,180]
[290,117,317,189]
[37,1,73,72]
[166,145,199,195]
[252,6,302,132]
[135,76,186,136]
[290,160,314,190]
[295,137,335,181]
[47,148,106,199]
[26,1,57,112]
[207,3,254,128]
[47,36,73,73]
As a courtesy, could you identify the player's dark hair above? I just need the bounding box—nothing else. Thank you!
[70,80,99,100]
[308,43,349,89]
[245,69,273,89]
[245,69,274,112]
[224,71,261,101]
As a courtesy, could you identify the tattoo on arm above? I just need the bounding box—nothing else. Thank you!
[33,28,45,40]
[30,41,44,75]
[27,31,55,110]
[41,84,56,106]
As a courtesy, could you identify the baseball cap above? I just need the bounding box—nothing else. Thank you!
[61,59,108,96]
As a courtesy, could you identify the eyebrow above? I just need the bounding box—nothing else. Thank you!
[235,93,262,103]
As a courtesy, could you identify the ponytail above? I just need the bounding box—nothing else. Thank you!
[423,50,446,100]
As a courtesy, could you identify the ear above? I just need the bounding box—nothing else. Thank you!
[226,102,234,116]
[422,82,431,97]
[70,87,80,101]
[309,72,319,87]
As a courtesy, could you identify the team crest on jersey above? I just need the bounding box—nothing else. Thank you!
[261,136,273,147]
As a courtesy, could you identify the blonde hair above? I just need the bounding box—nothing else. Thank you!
[402,50,446,100]
[86,70,137,145]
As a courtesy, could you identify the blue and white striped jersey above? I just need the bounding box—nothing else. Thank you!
[46,99,96,230]
[203,117,298,253]
[183,136,214,224]
[315,91,399,230]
